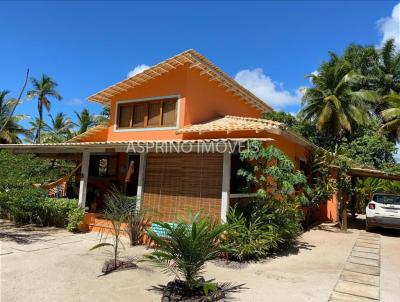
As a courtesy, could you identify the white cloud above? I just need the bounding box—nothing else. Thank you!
[127,64,150,78]
[234,68,302,110]
[377,2,400,48]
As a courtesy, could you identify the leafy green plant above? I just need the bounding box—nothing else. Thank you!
[125,198,151,246]
[0,184,82,230]
[144,212,229,293]
[67,206,85,232]
[222,198,303,261]
[90,188,135,270]
[238,142,308,203]
[222,206,277,261]
[221,143,305,261]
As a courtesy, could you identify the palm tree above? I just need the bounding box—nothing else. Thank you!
[26,75,62,143]
[372,39,400,113]
[380,92,400,140]
[95,107,110,126]
[301,54,377,138]
[24,118,49,144]
[0,90,26,144]
[45,112,75,143]
[74,108,96,134]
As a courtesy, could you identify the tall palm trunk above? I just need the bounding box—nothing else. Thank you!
[36,100,43,144]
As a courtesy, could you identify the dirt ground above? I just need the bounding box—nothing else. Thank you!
[0,219,398,302]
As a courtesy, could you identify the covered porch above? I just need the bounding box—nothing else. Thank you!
[1,139,265,227]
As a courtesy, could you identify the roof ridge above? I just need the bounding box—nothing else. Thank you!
[224,115,283,126]
[87,49,273,112]
[67,124,108,143]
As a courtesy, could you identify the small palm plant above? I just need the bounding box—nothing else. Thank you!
[90,187,136,273]
[144,212,229,297]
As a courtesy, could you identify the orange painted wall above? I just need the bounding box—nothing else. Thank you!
[107,67,188,141]
[106,64,265,142]
[184,68,265,125]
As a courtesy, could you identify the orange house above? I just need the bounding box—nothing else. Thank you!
[1,49,337,224]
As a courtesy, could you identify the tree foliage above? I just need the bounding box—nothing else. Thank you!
[27,74,62,143]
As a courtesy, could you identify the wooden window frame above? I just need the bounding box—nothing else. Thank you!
[116,98,177,130]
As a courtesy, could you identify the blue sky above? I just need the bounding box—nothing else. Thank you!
[1,1,400,158]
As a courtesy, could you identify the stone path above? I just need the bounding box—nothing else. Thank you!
[329,231,381,301]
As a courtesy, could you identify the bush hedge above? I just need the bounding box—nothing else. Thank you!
[221,198,303,261]
[0,187,84,232]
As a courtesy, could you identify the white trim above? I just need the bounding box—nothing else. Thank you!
[113,94,181,132]
[221,152,231,223]
[136,152,147,212]
[78,151,90,208]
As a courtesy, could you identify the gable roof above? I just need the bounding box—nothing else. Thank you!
[67,125,108,143]
[177,115,282,134]
[177,115,315,148]
[88,49,273,113]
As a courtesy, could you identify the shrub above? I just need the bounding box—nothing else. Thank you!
[222,198,303,261]
[221,142,305,261]
[144,212,229,292]
[0,187,82,230]
[0,187,46,223]
[67,204,85,232]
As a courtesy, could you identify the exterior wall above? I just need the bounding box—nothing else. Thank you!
[106,65,264,142]
[315,194,338,222]
[107,67,188,141]
[142,152,223,222]
[184,68,263,125]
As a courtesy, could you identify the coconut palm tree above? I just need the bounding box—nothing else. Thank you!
[24,118,49,144]
[380,92,400,140]
[300,54,377,138]
[44,112,75,143]
[95,107,110,126]
[74,108,96,134]
[370,39,400,114]
[27,75,62,143]
[0,90,26,144]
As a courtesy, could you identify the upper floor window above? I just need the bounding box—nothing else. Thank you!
[116,98,178,129]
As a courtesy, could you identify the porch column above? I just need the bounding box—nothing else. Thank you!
[221,151,231,223]
[136,152,147,212]
[78,151,90,208]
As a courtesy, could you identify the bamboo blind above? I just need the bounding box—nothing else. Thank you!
[143,153,223,222]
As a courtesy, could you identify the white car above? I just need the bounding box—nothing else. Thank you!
[366,193,400,231]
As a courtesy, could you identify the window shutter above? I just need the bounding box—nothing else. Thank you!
[162,100,176,126]
[132,103,146,128]
[148,102,161,126]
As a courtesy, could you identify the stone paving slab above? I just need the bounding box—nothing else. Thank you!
[348,256,379,267]
[352,251,380,260]
[356,242,380,249]
[330,291,379,302]
[341,270,380,286]
[330,232,381,302]
[335,280,379,300]
[357,238,380,245]
[344,262,380,276]
[359,232,379,237]
[353,246,380,254]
